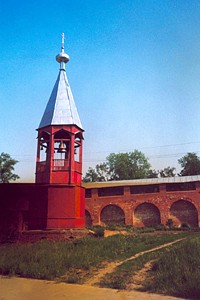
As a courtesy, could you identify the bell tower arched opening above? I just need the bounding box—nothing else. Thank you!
[53,130,71,170]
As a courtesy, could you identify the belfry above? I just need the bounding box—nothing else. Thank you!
[36,33,84,185]
[35,34,85,229]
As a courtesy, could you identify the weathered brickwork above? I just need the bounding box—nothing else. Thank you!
[100,204,125,225]
[0,177,200,242]
[134,202,161,227]
[84,178,200,228]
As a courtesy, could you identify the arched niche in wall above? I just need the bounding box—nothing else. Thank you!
[85,210,92,227]
[100,204,125,226]
[134,202,161,227]
[170,199,198,228]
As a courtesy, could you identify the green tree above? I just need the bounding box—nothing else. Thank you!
[147,169,159,178]
[83,150,151,182]
[0,152,20,183]
[159,166,176,178]
[107,151,151,180]
[178,152,200,176]
[83,163,109,182]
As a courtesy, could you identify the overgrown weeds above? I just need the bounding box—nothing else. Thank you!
[98,249,160,290]
[0,232,189,282]
[142,236,200,299]
[98,237,187,290]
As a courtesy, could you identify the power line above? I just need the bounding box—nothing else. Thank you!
[10,141,200,164]
[84,141,200,155]
[83,151,200,163]
[10,141,200,158]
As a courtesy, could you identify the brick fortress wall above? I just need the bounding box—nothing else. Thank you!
[84,180,200,228]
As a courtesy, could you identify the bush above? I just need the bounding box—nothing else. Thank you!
[135,227,155,233]
[154,224,166,231]
[166,219,174,229]
[89,225,105,237]
[105,224,118,231]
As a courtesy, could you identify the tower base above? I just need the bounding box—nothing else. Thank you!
[29,184,85,230]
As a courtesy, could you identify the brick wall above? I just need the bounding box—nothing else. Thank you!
[85,181,200,228]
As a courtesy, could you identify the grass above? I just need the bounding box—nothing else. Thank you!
[98,238,186,290]
[0,231,189,283]
[142,235,200,299]
[98,249,161,290]
[99,233,200,299]
[90,224,156,234]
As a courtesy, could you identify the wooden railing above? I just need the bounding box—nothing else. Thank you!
[53,159,69,170]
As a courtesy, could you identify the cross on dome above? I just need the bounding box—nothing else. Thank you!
[61,32,65,50]
[56,32,69,68]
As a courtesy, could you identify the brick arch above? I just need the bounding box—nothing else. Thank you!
[170,199,198,227]
[100,204,125,226]
[133,202,161,227]
[85,210,92,227]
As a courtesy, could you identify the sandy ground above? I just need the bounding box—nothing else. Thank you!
[0,276,186,300]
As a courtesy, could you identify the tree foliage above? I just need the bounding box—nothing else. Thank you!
[83,150,151,182]
[147,169,159,178]
[107,151,151,180]
[178,152,200,176]
[0,152,20,183]
[159,166,176,178]
[83,150,200,183]
[83,163,109,182]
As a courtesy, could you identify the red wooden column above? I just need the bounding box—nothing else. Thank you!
[69,133,75,184]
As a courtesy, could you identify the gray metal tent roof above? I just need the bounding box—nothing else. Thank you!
[38,70,83,130]
[38,34,83,130]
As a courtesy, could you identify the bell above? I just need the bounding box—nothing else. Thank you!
[40,145,44,151]
[57,141,67,153]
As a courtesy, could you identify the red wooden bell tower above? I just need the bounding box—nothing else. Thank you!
[36,125,83,185]
[35,34,85,229]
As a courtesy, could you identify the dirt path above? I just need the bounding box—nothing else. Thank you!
[85,238,184,286]
[128,259,155,290]
[0,276,186,300]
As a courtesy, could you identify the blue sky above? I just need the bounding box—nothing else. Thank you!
[1,0,200,182]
